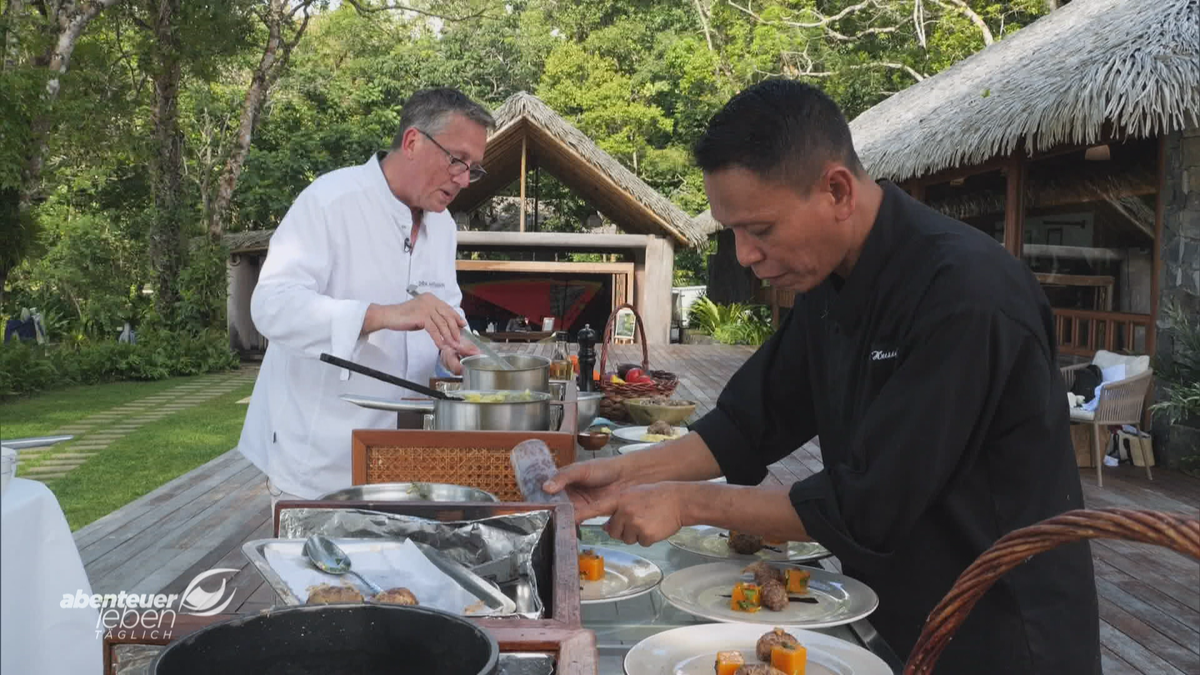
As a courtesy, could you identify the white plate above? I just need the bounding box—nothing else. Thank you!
[658,561,878,629]
[578,546,663,604]
[668,525,832,563]
[612,426,688,444]
[616,442,659,455]
[623,622,891,675]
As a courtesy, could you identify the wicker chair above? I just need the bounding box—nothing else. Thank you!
[1061,357,1154,487]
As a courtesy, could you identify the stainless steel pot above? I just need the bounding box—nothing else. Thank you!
[347,389,553,431]
[462,354,551,393]
[318,483,499,503]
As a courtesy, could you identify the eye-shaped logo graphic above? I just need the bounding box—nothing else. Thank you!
[178,568,240,616]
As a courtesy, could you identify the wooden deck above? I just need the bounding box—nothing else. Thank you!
[72,343,1199,673]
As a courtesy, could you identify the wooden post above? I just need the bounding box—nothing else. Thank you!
[519,136,528,233]
[1148,135,1166,356]
[1004,154,1025,257]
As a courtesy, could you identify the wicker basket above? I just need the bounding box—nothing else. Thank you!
[597,304,679,422]
[904,508,1200,674]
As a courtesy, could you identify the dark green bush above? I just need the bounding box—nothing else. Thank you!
[0,329,238,400]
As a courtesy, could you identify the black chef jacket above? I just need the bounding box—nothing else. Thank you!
[693,181,1101,674]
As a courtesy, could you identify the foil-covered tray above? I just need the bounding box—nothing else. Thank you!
[274,507,553,619]
[241,537,518,615]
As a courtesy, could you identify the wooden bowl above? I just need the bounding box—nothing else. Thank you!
[623,398,697,426]
[576,431,610,451]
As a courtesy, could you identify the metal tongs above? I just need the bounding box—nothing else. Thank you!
[406,285,515,370]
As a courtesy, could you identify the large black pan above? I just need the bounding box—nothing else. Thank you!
[152,604,499,675]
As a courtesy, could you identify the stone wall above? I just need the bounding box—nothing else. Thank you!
[1153,120,1200,466]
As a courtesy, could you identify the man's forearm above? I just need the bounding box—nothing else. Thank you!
[681,481,812,543]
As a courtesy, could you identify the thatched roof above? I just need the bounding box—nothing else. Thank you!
[694,209,722,237]
[850,0,1200,183]
[448,92,707,248]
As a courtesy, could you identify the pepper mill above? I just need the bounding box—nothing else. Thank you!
[576,323,598,392]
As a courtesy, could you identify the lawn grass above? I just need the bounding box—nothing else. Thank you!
[0,375,222,440]
[42,382,255,530]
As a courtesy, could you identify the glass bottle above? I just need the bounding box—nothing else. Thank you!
[550,331,574,381]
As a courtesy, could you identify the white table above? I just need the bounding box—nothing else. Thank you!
[1,478,102,675]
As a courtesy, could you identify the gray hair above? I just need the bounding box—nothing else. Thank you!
[392,87,495,148]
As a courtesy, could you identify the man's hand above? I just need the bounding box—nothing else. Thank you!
[543,456,640,523]
[603,482,691,546]
[363,293,466,349]
[439,340,480,375]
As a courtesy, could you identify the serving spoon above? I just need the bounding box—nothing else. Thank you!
[303,534,385,596]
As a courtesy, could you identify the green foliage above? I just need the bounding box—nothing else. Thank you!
[1151,301,1200,425]
[0,329,238,400]
[687,296,773,346]
[175,242,231,332]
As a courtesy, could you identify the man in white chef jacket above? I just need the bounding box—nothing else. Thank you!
[237,87,493,505]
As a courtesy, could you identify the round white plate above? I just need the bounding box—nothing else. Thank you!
[658,561,878,629]
[668,525,832,563]
[616,442,659,455]
[623,622,891,675]
[578,546,663,604]
[612,426,688,444]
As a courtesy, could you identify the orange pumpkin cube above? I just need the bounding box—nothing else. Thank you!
[714,650,745,675]
[578,549,605,581]
[730,582,761,612]
[771,642,807,675]
[785,568,811,594]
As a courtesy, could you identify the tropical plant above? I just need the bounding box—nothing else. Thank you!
[688,295,774,346]
[1150,301,1200,425]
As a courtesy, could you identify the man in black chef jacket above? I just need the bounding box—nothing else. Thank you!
[545,79,1101,673]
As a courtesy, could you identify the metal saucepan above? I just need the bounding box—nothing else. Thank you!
[318,482,499,503]
[461,354,551,392]
[321,352,552,431]
[152,604,499,675]
[372,391,552,431]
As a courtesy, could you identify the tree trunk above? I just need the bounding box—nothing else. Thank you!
[207,0,311,240]
[148,0,185,316]
[20,0,123,209]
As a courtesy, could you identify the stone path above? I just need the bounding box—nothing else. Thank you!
[15,368,259,481]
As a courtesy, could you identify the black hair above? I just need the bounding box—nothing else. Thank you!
[693,79,865,192]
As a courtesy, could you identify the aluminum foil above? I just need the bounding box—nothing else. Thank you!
[277,508,552,620]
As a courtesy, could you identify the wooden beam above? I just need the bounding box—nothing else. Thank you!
[456,259,636,275]
[457,231,655,250]
[519,135,527,233]
[1004,154,1025,257]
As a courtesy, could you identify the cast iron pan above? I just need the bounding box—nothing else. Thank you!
[152,604,499,675]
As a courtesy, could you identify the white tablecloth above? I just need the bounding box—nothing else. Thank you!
[1,478,102,675]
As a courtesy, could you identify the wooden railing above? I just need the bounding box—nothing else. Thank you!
[1053,308,1153,358]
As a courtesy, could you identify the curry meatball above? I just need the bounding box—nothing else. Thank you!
[305,583,363,604]
[728,531,765,555]
[646,420,674,436]
[372,587,419,605]
[756,627,799,661]
[760,579,789,611]
[744,560,785,587]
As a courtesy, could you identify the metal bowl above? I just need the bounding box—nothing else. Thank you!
[318,483,499,503]
[576,391,603,429]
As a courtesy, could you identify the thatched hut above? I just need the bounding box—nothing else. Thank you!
[847,0,1198,362]
[224,92,704,352]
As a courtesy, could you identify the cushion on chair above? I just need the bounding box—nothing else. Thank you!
[1070,407,1096,422]
[1092,350,1150,378]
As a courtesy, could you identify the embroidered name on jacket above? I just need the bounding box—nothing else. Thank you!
[870,349,898,361]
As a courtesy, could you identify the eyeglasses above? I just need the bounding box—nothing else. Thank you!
[418,129,486,183]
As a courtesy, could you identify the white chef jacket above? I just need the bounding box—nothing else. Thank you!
[237,152,465,499]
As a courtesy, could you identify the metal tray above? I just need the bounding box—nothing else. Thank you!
[241,537,518,616]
